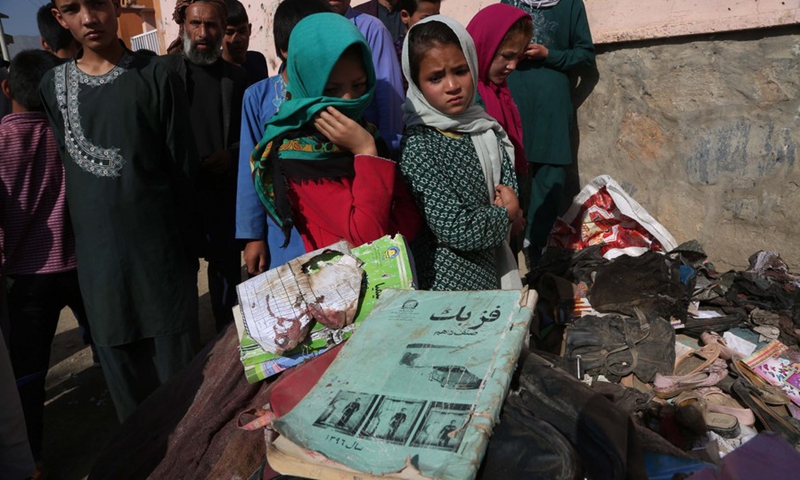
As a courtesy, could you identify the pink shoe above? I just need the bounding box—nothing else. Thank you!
[654,358,729,399]
[694,386,756,427]
[701,331,741,361]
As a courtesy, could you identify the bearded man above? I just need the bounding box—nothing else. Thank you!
[162,0,247,336]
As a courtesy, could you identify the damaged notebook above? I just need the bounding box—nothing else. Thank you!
[267,288,536,480]
[235,235,416,382]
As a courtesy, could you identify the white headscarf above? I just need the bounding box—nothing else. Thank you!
[401,15,521,290]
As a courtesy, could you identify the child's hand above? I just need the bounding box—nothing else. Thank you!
[313,107,378,156]
[493,194,504,208]
[524,43,548,61]
[494,185,520,222]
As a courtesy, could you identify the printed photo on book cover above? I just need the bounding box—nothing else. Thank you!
[314,390,377,435]
[359,396,426,444]
[398,344,483,390]
[409,402,471,452]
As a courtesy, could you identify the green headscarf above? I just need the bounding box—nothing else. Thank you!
[250,12,378,243]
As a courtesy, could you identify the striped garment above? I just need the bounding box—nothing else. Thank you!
[0,112,76,275]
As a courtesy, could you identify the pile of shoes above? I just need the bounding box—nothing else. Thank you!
[486,178,800,477]
[525,243,800,470]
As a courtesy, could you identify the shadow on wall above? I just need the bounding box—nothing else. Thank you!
[565,62,599,213]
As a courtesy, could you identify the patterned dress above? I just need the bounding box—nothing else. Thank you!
[400,125,516,290]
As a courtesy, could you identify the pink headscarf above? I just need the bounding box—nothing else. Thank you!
[466,4,529,176]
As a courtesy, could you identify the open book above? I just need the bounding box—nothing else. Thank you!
[268,288,537,480]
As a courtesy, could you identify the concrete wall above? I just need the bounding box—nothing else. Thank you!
[155,0,800,69]
[587,0,800,43]
[575,27,800,270]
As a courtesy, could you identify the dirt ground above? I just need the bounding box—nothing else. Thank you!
[41,260,225,480]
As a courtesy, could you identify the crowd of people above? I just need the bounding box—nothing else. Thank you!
[0,0,594,477]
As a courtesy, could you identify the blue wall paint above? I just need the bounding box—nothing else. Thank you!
[686,121,796,185]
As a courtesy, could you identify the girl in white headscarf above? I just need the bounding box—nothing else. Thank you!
[399,15,522,291]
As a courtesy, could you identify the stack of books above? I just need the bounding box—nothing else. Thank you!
[234,235,417,383]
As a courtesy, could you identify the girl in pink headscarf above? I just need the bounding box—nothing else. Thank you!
[466,4,533,178]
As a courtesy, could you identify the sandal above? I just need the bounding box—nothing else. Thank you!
[700,331,742,361]
[730,360,789,405]
[654,358,728,399]
[731,378,800,447]
[694,386,755,427]
[674,390,740,438]
[673,343,722,376]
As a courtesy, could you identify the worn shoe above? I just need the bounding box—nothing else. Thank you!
[653,358,728,399]
[674,390,740,438]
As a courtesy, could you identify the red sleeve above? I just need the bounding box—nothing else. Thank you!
[289,154,396,248]
[390,176,422,241]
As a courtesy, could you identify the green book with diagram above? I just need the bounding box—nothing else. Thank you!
[268,288,536,480]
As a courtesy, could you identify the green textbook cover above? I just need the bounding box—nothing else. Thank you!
[235,235,416,383]
[272,288,535,480]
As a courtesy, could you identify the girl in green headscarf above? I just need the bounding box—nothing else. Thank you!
[251,12,420,252]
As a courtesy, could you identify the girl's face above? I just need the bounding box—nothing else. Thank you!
[416,43,474,116]
[323,50,368,99]
[488,32,530,85]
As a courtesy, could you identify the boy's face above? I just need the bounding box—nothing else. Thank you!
[401,1,440,30]
[223,21,251,65]
[52,0,120,51]
[328,0,351,15]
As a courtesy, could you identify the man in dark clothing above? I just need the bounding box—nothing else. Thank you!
[163,0,247,335]
[389,408,407,439]
[337,399,361,428]
[354,0,403,42]
[438,420,457,447]
[222,0,268,86]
